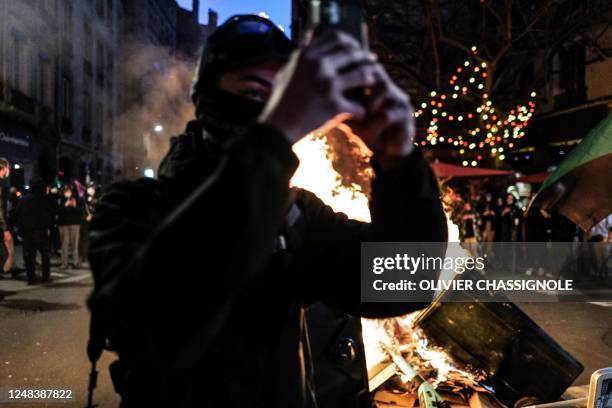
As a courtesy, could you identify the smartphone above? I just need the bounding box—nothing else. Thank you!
[588,368,612,408]
[309,0,369,49]
[309,0,370,103]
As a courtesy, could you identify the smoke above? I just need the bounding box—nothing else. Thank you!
[117,40,197,176]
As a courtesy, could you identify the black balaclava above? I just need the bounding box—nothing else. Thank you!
[191,15,295,139]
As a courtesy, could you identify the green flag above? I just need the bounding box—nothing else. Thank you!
[530,114,612,231]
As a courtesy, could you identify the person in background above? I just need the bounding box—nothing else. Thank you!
[57,186,85,270]
[0,158,13,276]
[16,178,53,284]
[500,193,524,242]
[493,196,504,242]
[588,214,612,278]
[461,201,479,257]
[48,185,62,256]
[480,193,497,247]
[499,193,525,274]
[79,183,98,264]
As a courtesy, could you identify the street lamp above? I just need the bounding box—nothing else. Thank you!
[144,168,155,178]
[153,124,163,133]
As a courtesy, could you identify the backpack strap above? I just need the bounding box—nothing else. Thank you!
[85,306,106,408]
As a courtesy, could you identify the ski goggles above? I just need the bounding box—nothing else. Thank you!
[207,14,295,64]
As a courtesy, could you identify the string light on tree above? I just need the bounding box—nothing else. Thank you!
[418,46,537,166]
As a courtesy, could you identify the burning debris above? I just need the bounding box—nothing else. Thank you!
[362,312,491,408]
[362,313,486,389]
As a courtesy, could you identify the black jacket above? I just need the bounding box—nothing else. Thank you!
[57,197,85,226]
[16,191,54,232]
[88,122,447,407]
[0,185,7,231]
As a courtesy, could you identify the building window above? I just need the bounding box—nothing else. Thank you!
[39,57,54,108]
[63,0,73,39]
[84,21,92,60]
[96,39,104,71]
[106,51,114,88]
[96,39,105,88]
[10,33,32,95]
[62,76,72,119]
[83,93,92,129]
[10,34,21,91]
[96,0,104,19]
[96,102,104,142]
[106,0,113,27]
[105,110,113,148]
[42,0,56,16]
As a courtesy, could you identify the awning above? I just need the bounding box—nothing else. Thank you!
[515,171,551,184]
[431,161,513,178]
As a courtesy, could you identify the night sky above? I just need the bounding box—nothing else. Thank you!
[176,0,291,33]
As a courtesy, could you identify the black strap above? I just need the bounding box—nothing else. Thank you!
[85,309,105,408]
[85,361,98,408]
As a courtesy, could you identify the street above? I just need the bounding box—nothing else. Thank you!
[0,258,119,407]
[0,262,611,407]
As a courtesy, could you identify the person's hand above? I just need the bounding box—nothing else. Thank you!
[346,65,415,170]
[259,30,378,144]
[3,231,12,242]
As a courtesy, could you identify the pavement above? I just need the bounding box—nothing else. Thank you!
[0,249,119,407]
[0,248,610,407]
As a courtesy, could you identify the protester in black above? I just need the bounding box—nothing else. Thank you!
[0,158,11,275]
[57,186,85,269]
[88,16,447,408]
[16,179,54,284]
[79,183,97,264]
[500,193,524,242]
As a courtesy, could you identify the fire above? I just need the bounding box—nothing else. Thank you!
[290,125,373,222]
[362,313,481,388]
[290,126,475,391]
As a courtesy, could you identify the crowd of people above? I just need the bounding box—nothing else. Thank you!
[446,185,612,278]
[0,158,99,285]
[451,188,612,244]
